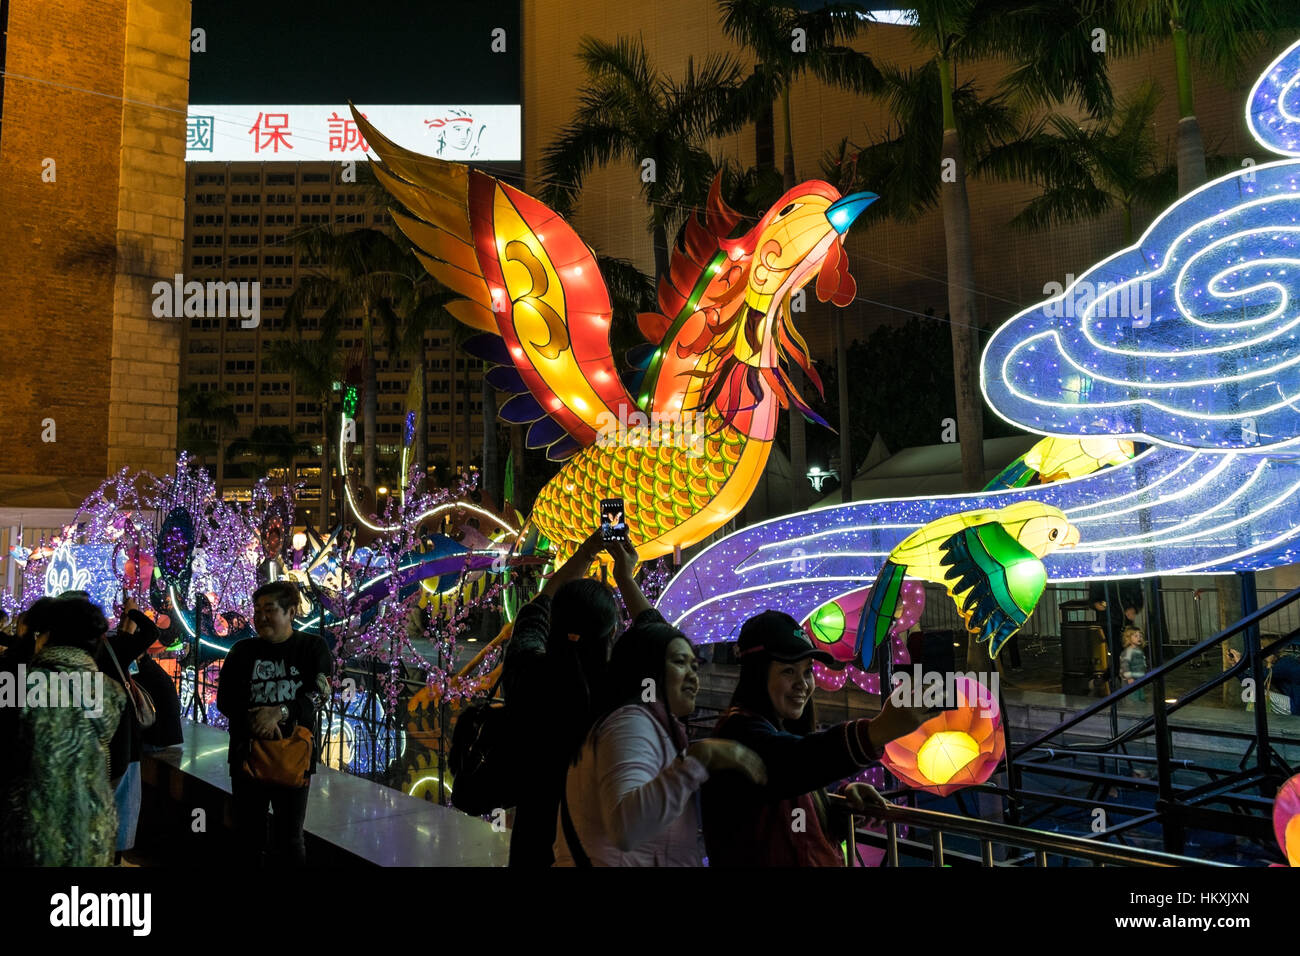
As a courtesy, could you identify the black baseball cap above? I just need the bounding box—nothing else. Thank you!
[736,610,834,665]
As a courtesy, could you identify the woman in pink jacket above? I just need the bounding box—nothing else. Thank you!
[554,620,765,866]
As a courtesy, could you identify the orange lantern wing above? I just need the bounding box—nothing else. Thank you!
[351,107,638,461]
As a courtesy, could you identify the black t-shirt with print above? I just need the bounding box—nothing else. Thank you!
[216,632,332,776]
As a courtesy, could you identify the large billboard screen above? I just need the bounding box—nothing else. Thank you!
[186,0,521,162]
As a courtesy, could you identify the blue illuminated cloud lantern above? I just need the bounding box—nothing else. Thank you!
[656,39,1300,642]
[1249,39,1300,157]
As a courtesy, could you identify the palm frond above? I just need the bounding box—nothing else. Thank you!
[718,0,792,64]
[1009,183,1114,232]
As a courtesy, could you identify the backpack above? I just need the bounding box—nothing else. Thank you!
[447,675,518,816]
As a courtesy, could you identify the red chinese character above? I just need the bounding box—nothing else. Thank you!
[327,111,368,152]
[247,112,294,153]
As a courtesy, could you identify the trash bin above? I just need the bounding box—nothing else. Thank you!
[1059,599,1110,696]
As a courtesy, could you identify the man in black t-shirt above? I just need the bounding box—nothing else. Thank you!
[216,581,331,866]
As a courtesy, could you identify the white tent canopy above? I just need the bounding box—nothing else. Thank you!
[820,433,1038,505]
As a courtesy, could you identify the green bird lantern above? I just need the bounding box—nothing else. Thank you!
[856,502,1080,667]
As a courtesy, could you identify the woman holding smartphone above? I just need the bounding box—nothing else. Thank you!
[702,609,935,867]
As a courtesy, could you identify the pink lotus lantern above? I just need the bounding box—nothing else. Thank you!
[1275,773,1300,867]
[880,676,1004,797]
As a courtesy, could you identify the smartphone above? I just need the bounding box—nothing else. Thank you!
[600,498,628,541]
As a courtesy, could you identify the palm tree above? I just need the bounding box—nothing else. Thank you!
[719,1,883,194]
[286,224,415,496]
[831,0,1113,490]
[1101,0,1291,196]
[376,254,458,492]
[978,80,1176,245]
[177,385,239,497]
[541,35,752,282]
[226,424,311,482]
[719,0,885,512]
[263,329,343,530]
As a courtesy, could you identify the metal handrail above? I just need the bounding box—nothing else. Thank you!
[827,796,1234,867]
[1013,584,1300,760]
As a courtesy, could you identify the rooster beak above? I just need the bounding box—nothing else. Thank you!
[826,192,878,234]
[1063,524,1081,548]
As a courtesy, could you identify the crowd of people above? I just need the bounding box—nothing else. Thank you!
[503,530,936,867]
[8,531,1297,869]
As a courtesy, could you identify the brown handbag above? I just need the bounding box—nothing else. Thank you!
[101,637,157,729]
[242,726,313,788]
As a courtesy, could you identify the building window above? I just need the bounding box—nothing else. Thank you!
[231,172,261,185]
[267,172,296,185]
[195,173,226,186]
[231,193,261,205]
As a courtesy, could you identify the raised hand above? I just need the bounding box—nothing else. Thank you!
[686,739,767,785]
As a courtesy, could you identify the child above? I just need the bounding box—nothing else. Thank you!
[1120,626,1147,702]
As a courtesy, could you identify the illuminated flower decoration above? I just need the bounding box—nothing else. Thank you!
[806,582,919,693]
[404,410,417,447]
[260,496,290,562]
[118,543,154,594]
[156,507,196,589]
[880,677,1004,797]
[1275,772,1300,867]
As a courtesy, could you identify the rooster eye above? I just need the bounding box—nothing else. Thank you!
[1049,528,1059,540]
[777,202,797,218]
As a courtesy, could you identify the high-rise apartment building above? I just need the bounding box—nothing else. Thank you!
[180,161,485,519]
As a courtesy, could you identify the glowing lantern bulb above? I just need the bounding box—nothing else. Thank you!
[915,730,980,786]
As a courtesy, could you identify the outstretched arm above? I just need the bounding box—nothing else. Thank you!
[541,530,605,599]
[607,539,651,621]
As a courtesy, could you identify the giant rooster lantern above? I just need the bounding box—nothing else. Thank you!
[350,108,876,566]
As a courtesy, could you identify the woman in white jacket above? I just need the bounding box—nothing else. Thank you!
[554,620,765,866]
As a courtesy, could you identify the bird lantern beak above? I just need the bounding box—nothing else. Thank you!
[1063,524,1081,548]
[826,192,878,234]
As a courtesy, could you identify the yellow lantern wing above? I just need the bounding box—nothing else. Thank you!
[352,107,638,462]
[1024,436,1136,483]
